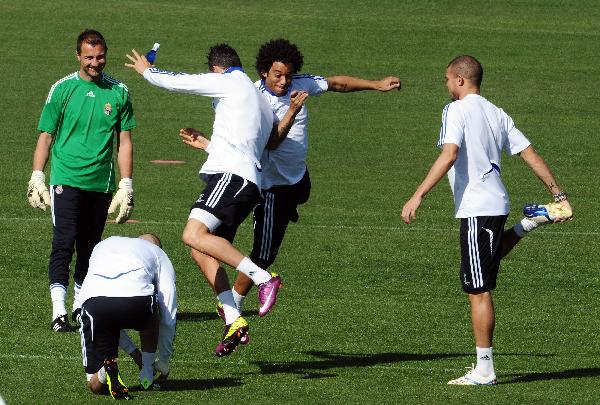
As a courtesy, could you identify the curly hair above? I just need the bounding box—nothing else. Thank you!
[255,39,304,76]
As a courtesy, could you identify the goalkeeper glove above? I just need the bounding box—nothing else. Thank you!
[108,178,134,224]
[27,170,50,211]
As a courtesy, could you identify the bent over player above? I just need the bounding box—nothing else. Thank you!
[401,55,572,385]
[79,234,176,399]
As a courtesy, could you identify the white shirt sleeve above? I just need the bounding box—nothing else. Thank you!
[500,109,531,156]
[154,249,177,364]
[437,102,464,148]
[143,68,230,98]
[294,75,328,96]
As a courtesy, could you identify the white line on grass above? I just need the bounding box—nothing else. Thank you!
[2,216,596,236]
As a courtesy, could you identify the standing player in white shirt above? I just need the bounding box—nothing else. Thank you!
[125,44,286,357]
[79,234,176,399]
[402,55,572,385]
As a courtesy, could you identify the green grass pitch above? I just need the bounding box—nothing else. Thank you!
[1,0,599,403]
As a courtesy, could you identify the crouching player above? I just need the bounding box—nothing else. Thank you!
[79,234,176,399]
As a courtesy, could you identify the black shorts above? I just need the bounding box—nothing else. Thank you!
[459,215,507,293]
[80,296,154,374]
[251,170,311,268]
[190,173,261,242]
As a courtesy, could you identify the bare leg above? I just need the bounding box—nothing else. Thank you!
[190,248,231,294]
[182,219,244,267]
[468,291,495,347]
[233,272,254,296]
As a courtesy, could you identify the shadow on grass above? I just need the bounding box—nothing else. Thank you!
[177,310,258,322]
[128,377,243,392]
[502,367,600,384]
[249,351,470,379]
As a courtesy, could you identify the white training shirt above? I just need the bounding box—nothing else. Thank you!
[255,74,328,189]
[437,94,531,218]
[143,67,274,187]
[80,236,177,364]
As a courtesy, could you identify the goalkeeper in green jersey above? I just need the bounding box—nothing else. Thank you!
[28,29,137,332]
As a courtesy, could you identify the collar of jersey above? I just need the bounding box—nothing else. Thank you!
[260,79,290,97]
[224,66,244,74]
[77,71,103,86]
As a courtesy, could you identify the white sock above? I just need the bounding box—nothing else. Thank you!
[232,289,246,312]
[72,283,82,312]
[236,257,271,285]
[50,284,67,320]
[97,366,107,384]
[217,290,241,324]
[141,351,155,369]
[520,217,538,233]
[474,346,494,377]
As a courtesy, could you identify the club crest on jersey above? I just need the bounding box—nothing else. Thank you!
[104,103,112,116]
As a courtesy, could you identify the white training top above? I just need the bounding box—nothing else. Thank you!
[437,94,531,218]
[255,74,328,189]
[143,67,274,187]
[80,236,177,363]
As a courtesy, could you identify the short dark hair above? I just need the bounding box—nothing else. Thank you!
[447,55,483,87]
[255,39,304,76]
[207,43,242,71]
[77,29,107,54]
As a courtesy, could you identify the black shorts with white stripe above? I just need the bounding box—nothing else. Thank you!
[250,170,311,269]
[191,173,261,242]
[459,215,508,293]
[80,295,154,374]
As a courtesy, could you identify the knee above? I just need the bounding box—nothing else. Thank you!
[182,224,203,249]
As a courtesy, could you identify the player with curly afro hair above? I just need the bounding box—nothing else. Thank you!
[255,38,304,78]
[222,39,402,319]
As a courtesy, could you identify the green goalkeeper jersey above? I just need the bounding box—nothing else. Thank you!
[38,72,137,193]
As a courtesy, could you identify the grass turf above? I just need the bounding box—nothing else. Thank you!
[0,0,599,403]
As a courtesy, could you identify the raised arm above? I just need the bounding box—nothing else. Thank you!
[326,75,401,93]
[267,90,308,150]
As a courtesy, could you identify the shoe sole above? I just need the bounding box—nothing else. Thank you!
[215,325,249,357]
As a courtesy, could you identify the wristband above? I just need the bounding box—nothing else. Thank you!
[553,192,567,202]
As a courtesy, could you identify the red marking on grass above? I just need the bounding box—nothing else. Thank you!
[151,160,186,164]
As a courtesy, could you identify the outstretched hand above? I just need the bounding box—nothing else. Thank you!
[378,76,401,91]
[179,128,210,150]
[125,49,152,75]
